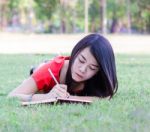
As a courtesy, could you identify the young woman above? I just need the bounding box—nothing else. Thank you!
[8,33,118,102]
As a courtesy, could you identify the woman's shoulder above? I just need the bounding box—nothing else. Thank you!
[53,56,70,63]
[53,56,70,60]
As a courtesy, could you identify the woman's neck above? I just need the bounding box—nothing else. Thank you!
[70,81,84,93]
[59,60,69,84]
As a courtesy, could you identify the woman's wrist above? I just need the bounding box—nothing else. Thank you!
[27,94,33,102]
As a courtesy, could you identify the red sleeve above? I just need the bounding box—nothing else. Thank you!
[31,56,66,93]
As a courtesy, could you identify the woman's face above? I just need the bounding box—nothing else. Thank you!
[71,47,99,82]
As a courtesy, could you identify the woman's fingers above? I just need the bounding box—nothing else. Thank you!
[56,84,67,90]
[53,88,65,97]
[50,84,69,98]
[54,88,69,98]
[66,92,70,98]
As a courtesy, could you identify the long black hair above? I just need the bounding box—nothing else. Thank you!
[66,33,118,98]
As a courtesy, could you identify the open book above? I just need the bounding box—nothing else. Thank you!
[22,96,93,106]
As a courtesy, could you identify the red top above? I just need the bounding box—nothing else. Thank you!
[31,56,70,93]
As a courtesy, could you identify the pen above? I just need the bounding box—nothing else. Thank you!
[48,68,70,98]
[48,68,59,85]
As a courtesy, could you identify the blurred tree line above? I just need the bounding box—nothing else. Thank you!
[0,0,150,34]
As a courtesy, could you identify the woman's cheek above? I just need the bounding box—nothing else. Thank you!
[87,71,96,79]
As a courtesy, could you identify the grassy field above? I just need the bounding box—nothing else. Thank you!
[0,54,150,132]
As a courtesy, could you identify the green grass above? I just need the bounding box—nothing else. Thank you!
[0,54,150,132]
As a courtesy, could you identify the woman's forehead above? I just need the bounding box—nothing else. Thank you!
[78,47,98,65]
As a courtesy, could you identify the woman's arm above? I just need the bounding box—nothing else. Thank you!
[8,77,70,102]
[8,77,37,95]
[8,77,50,101]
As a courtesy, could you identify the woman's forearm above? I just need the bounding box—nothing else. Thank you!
[8,93,33,102]
[31,94,50,101]
[8,93,50,102]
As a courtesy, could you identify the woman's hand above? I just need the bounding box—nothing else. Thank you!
[47,84,70,99]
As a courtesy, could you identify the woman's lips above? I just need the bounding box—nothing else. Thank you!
[75,73,83,78]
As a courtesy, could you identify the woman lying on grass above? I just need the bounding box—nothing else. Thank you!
[8,33,118,102]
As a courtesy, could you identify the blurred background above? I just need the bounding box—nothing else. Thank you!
[0,0,150,34]
[0,0,150,54]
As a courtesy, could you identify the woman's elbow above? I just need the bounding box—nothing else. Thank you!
[7,91,17,98]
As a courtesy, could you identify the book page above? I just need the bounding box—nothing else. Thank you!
[22,98,57,106]
[57,96,93,104]
[22,96,93,106]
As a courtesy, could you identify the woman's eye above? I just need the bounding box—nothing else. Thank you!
[79,58,84,63]
[89,66,97,71]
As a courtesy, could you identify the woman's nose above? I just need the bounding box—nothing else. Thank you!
[79,65,87,73]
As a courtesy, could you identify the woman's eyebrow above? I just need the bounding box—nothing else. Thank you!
[81,54,99,67]
[80,54,86,61]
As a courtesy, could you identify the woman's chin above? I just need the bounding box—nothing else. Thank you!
[72,78,81,83]
[72,77,83,83]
